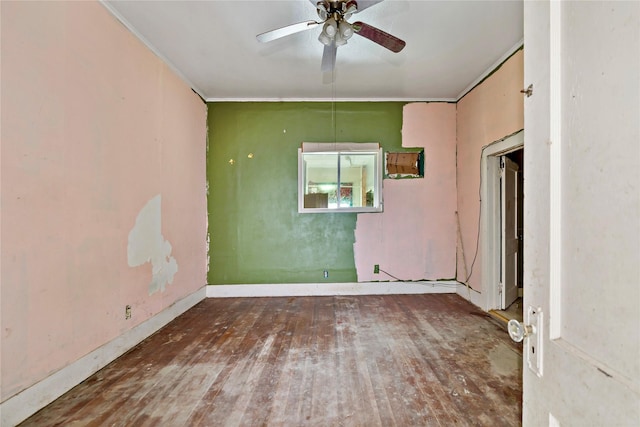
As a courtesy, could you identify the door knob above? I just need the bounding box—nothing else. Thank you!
[510,307,543,377]
[508,319,536,342]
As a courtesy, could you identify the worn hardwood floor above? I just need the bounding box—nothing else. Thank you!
[20,294,522,426]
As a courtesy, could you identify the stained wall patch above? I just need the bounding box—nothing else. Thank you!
[128,195,178,294]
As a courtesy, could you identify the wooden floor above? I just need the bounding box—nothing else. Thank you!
[21,294,522,426]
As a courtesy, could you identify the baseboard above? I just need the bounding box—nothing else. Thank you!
[206,281,460,298]
[1,286,206,427]
[456,283,483,308]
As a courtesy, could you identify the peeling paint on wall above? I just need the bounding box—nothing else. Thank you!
[128,195,178,295]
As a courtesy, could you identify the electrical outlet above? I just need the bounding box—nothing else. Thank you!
[125,305,132,320]
[323,270,329,279]
[374,264,380,274]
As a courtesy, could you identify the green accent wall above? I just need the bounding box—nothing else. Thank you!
[207,102,405,284]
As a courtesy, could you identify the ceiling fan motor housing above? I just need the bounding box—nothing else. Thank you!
[316,1,358,21]
[317,1,357,46]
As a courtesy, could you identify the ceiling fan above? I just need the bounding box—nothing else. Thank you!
[256,0,406,73]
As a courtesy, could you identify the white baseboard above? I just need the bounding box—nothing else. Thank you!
[1,286,206,427]
[206,281,460,298]
[456,283,483,308]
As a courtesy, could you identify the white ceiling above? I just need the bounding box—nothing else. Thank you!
[102,0,523,102]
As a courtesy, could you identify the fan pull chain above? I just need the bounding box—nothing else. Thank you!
[332,77,336,144]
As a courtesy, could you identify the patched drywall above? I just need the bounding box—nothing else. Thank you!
[354,102,457,282]
[128,195,178,295]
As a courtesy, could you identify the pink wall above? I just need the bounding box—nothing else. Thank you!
[456,50,524,291]
[355,103,457,282]
[1,1,206,402]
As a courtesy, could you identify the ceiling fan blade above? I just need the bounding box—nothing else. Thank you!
[352,21,406,53]
[256,20,320,43]
[321,43,337,73]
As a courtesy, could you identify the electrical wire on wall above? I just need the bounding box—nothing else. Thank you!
[454,144,485,300]
[373,147,484,293]
[376,267,459,288]
[331,70,337,145]
[464,148,484,284]
[462,131,523,288]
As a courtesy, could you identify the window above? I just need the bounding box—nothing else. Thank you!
[298,142,383,213]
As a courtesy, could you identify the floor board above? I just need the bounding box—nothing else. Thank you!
[20,294,523,426]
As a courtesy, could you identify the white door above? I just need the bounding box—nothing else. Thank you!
[521,1,640,425]
[501,156,519,309]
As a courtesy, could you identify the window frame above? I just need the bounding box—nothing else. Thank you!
[298,142,383,214]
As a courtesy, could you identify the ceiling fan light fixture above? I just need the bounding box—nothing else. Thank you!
[316,1,329,20]
[338,21,354,40]
[323,18,338,37]
[318,31,332,46]
[343,1,358,18]
[334,32,347,46]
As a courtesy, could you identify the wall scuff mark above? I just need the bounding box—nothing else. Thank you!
[128,195,178,294]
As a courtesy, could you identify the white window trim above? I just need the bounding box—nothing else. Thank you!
[298,142,383,214]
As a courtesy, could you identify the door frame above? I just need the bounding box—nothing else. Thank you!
[480,129,524,311]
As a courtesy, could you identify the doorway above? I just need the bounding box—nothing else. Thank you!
[497,149,524,321]
[480,130,524,321]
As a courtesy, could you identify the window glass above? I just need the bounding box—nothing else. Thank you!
[298,144,382,213]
